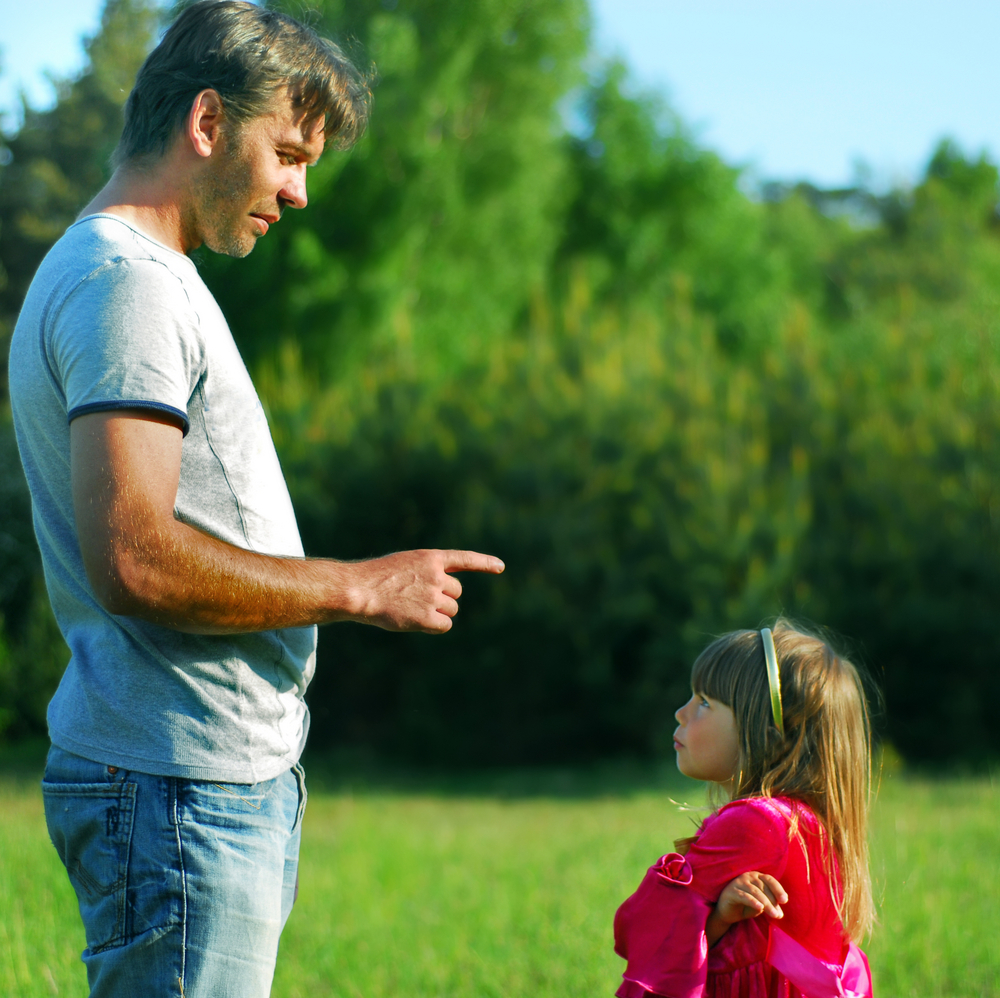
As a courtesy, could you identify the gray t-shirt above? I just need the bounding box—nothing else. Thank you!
[9,214,317,783]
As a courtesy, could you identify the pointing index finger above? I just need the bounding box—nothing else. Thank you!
[441,550,505,574]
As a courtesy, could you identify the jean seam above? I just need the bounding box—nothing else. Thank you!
[292,763,307,832]
[171,778,188,997]
[117,782,137,950]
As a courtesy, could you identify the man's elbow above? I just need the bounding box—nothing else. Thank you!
[85,545,165,618]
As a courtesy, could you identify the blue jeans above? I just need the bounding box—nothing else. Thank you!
[42,745,306,998]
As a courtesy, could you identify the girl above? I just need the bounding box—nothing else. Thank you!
[614,621,875,998]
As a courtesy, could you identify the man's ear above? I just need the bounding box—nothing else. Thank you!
[186,89,225,159]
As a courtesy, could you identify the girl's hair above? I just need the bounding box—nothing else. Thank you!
[691,619,874,941]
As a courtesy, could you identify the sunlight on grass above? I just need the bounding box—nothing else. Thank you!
[273,791,694,998]
[0,768,996,997]
[0,780,85,997]
[867,774,1000,997]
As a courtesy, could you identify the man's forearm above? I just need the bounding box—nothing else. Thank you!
[96,515,362,633]
[92,518,500,635]
[72,411,502,635]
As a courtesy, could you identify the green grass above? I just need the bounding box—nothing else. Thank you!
[1,761,997,997]
[867,773,1000,997]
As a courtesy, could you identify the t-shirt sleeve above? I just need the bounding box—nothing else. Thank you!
[685,799,790,902]
[53,257,206,434]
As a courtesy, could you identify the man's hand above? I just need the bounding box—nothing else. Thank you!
[72,411,503,634]
[341,549,503,633]
[705,872,788,947]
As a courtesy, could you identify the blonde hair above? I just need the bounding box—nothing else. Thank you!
[691,619,875,941]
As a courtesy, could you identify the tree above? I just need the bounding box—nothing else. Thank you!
[0,0,161,354]
[198,0,589,379]
[0,0,161,741]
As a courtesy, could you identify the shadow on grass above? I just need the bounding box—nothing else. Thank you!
[4,739,997,800]
[299,747,705,800]
[0,738,699,798]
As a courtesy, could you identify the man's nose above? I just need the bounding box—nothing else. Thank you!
[279,165,309,209]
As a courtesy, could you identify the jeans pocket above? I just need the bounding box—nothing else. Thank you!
[42,780,137,953]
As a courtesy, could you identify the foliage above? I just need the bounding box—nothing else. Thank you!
[277,206,1000,764]
[278,275,817,763]
[197,0,590,378]
[0,0,161,349]
[797,152,1000,761]
[556,61,794,355]
[0,0,161,742]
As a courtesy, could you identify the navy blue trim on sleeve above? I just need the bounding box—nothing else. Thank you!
[68,400,190,437]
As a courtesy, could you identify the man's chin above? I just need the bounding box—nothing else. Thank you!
[203,234,257,259]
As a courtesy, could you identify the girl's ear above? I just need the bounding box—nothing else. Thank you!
[187,89,226,159]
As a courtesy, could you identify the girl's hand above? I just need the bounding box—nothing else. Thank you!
[706,872,788,946]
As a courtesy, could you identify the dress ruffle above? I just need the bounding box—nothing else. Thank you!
[614,853,711,998]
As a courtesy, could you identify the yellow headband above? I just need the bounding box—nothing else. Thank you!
[760,628,784,735]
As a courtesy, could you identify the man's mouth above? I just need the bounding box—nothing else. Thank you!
[250,213,279,235]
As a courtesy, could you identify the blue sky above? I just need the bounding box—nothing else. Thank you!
[589,0,1000,188]
[2,1,999,188]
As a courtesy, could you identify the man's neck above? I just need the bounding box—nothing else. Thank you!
[80,161,196,255]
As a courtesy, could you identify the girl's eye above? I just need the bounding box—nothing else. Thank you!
[699,696,710,707]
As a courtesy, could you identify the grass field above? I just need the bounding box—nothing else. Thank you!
[1,758,997,997]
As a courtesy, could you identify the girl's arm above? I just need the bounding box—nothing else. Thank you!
[684,800,795,946]
[706,871,788,946]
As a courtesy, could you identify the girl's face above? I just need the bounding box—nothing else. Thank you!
[673,692,739,785]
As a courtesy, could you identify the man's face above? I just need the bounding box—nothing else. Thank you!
[193,99,326,258]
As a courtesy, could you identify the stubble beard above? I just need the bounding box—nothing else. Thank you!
[198,137,265,259]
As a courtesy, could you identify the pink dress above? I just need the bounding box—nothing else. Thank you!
[614,796,873,998]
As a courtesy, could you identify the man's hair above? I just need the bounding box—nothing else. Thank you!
[115,0,371,167]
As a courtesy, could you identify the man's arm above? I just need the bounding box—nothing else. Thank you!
[72,410,503,635]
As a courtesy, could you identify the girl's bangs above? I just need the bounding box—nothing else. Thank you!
[690,633,751,707]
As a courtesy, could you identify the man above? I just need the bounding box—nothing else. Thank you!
[8,3,503,996]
